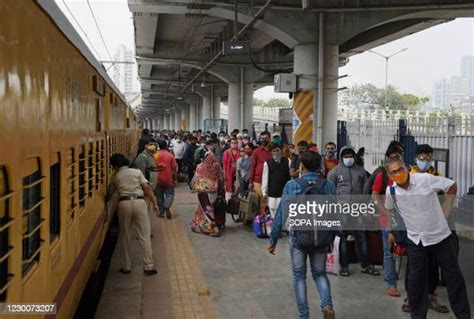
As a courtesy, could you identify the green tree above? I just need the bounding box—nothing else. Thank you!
[265,97,291,108]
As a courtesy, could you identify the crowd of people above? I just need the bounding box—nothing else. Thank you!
[105,127,471,319]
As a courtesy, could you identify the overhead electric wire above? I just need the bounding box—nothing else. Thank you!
[86,0,114,68]
[62,0,102,60]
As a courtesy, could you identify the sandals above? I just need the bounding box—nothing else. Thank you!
[387,287,401,297]
[361,266,380,276]
[429,296,450,313]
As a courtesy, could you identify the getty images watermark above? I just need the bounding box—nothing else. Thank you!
[280,194,471,231]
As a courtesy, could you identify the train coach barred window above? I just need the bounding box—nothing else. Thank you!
[22,158,45,277]
[50,154,60,242]
[79,145,86,208]
[67,148,77,222]
[88,143,94,197]
[95,141,100,189]
[0,166,13,301]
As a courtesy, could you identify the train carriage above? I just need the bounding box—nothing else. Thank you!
[0,1,140,318]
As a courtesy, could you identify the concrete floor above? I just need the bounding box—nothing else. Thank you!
[96,184,474,319]
[176,185,474,319]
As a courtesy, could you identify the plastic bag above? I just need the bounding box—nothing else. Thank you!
[326,236,340,275]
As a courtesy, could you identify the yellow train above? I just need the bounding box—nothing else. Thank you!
[0,1,140,318]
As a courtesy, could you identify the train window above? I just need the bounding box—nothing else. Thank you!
[22,158,45,277]
[95,141,100,189]
[96,99,102,132]
[79,145,86,208]
[50,153,60,242]
[100,140,105,183]
[0,165,13,301]
[67,148,77,223]
[88,143,94,197]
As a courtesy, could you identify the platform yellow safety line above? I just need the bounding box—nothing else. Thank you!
[159,211,218,319]
[293,90,314,144]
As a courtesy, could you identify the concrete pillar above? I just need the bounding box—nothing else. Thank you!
[202,96,211,129]
[322,44,338,145]
[227,82,253,132]
[212,96,221,121]
[174,110,181,131]
[181,105,188,131]
[162,115,167,130]
[197,100,203,131]
[189,104,197,131]
[169,113,175,131]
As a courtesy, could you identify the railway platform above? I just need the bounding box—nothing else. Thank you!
[96,184,474,319]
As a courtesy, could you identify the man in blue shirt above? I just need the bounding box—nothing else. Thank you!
[268,152,336,319]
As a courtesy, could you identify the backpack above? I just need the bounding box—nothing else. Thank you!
[363,166,388,195]
[293,178,335,252]
[389,186,409,247]
[253,213,273,238]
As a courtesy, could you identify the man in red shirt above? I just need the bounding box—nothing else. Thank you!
[249,131,272,215]
[154,139,178,219]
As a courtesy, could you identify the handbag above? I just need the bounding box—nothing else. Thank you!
[213,196,228,215]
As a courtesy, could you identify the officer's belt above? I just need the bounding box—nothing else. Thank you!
[119,195,145,201]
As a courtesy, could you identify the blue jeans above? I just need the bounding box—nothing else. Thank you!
[289,233,333,319]
[339,230,370,269]
[156,186,175,215]
[381,228,397,288]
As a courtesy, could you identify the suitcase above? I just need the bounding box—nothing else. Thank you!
[213,196,227,228]
[366,231,383,265]
[239,191,260,224]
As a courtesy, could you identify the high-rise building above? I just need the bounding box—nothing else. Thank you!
[112,45,134,94]
[460,55,474,97]
[432,79,450,109]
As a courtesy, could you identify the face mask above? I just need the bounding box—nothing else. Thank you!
[245,150,252,156]
[231,143,238,149]
[219,136,225,142]
[325,150,335,158]
[416,159,433,172]
[272,153,282,162]
[343,158,354,167]
[391,170,409,185]
[273,137,281,145]
[261,140,269,146]
[146,145,156,152]
[200,143,205,147]
[243,132,248,137]
[289,148,295,154]
[237,140,243,148]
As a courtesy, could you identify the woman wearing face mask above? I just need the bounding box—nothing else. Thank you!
[237,144,253,196]
[223,137,241,201]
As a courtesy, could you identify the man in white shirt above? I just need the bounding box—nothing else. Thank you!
[172,136,186,173]
[384,155,470,319]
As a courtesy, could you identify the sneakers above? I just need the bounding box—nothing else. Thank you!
[322,306,336,319]
[144,269,158,276]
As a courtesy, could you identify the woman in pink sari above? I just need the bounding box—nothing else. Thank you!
[223,137,240,200]
[191,152,223,236]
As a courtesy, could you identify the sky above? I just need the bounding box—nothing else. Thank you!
[56,0,473,100]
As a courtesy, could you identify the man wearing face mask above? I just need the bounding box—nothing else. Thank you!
[184,136,199,189]
[290,141,309,178]
[261,144,291,219]
[385,155,470,319]
[272,132,282,147]
[249,131,273,216]
[327,146,378,277]
[321,142,339,178]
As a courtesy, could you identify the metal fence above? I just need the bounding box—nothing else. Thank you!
[343,112,474,196]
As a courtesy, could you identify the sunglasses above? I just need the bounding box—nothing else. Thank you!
[388,166,407,176]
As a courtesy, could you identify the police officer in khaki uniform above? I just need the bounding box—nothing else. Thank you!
[132,139,158,234]
[107,154,158,276]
